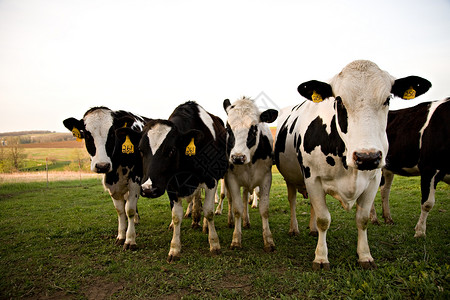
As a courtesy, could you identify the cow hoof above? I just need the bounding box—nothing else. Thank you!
[414,232,426,238]
[123,243,137,251]
[288,230,299,237]
[359,261,377,269]
[312,262,330,271]
[243,223,251,229]
[309,230,318,237]
[264,245,276,253]
[167,254,181,263]
[229,244,242,250]
[115,238,125,246]
[385,218,394,225]
[191,223,200,230]
[215,211,222,215]
[210,249,221,256]
[228,223,234,228]
[371,219,381,226]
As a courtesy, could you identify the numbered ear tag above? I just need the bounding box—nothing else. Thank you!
[311,91,323,103]
[185,138,196,156]
[403,87,416,100]
[122,135,134,154]
[72,127,82,142]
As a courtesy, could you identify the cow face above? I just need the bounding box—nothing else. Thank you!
[63,107,134,173]
[223,97,278,165]
[298,60,431,171]
[139,120,202,198]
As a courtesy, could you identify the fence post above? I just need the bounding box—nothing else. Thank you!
[46,157,49,188]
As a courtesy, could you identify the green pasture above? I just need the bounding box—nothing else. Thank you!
[20,148,90,172]
[0,174,448,299]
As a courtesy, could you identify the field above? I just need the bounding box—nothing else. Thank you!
[0,173,448,299]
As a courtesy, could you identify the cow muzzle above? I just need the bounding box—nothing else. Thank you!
[141,186,164,198]
[94,162,111,173]
[231,154,247,165]
[352,151,382,171]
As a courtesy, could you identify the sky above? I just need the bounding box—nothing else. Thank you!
[0,0,449,133]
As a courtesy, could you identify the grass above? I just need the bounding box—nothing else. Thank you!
[20,148,90,172]
[0,174,448,299]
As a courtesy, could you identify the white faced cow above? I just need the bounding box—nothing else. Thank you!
[224,97,278,252]
[275,60,431,270]
[137,101,228,262]
[63,107,150,250]
[370,98,449,237]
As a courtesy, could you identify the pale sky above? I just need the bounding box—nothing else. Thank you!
[1,0,449,133]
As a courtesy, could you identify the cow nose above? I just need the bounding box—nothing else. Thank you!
[141,187,163,198]
[95,162,111,173]
[353,151,382,170]
[231,154,246,165]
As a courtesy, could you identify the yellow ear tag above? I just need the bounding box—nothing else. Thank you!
[185,138,196,156]
[122,135,134,154]
[403,87,416,100]
[72,127,82,142]
[311,91,323,103]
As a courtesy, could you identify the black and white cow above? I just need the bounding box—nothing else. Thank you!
[224,97,278,252]
[370,98,449,237]
[137,101,228,262]
[275,60,431,270]
[63,107,149,250]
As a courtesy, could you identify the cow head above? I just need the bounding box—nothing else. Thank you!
[139,120,203,198]
[298,60,431,171]
[63,107,135,173]
[223,97,278,165]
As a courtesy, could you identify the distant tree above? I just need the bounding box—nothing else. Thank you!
[7,138,25,171]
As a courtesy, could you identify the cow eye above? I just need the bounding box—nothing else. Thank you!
[383,96,391,106]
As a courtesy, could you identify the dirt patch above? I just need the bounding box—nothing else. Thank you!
[0,171,101,183]
[20,140,85,148]
[82,278,125,300]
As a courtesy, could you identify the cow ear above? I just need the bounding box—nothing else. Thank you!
[260,109,278,123]
[179,129,204,157]
[391,76,432,100]
[115,116,136,129]
[115,127,141,155]
[63,117,85,140]
[297,80,333,103]
[223,99,232,113]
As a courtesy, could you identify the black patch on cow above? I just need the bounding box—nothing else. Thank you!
[105,126,115,157]
[226,123,235,157]
[84,131,96,156]
[303,166,311,179]
[289,117,298,134]
[326,156,335,166]
[246,125,258,149]
[274,119,289,168]
[379,174,385,187]
[252,133,273,164]
[293,133,298,149]
[341,156,348,169]
[303,116,345,157]
[335,97,348,134]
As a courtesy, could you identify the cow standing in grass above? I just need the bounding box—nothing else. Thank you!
[223,97,278,252]
[136,101,228,262]
[63,107,149,250]
[275,60,431,269]
[370,98,449,237]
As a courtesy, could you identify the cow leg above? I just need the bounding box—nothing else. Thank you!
[309,204,318,237]
[122,183,139,250]
[259,176,275,252]
[168,198,183,262]
[380,169,395,224]
[287,183,299,236]
[192,188,202,229]
[227,187,234,228]
[112,197,127,246]
[228,179,243,249]
[215,192,224,215]
[355,176,378,269]
[242,187,251,229]
[203,182,221,254]
[415,170,441,238]
[308,185,330,270]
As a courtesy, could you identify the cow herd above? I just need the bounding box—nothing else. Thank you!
[63,60,449,270]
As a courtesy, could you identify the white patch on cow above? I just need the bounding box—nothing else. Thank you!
[147,123,172,154]
[141,178,153,190]
[418,99,446,148]
[198,105,216,139]
[131,118,145,131]
[83,109,114,172]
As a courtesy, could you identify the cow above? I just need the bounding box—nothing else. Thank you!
[274,60,431,270]
[370,98,449,237]
[135,101,228,262]
[223,97,278,252]
[63,107,150,250]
